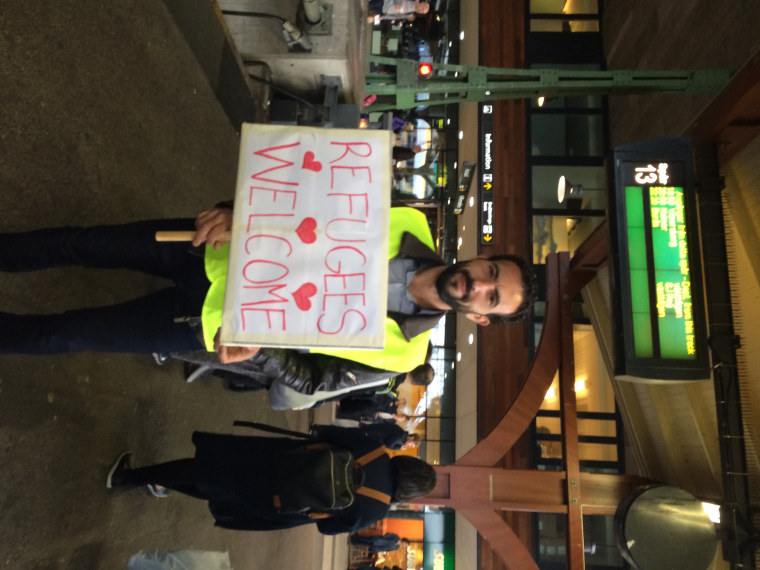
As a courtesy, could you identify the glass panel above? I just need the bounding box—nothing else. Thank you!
[533,214,605,263]
[530,0,599,15]
[531,114,604,157]
[583,515,627,567]
[536,513,567,565]
[536,417,563,461]
[534,325,620,468]
[537,514,627,568]
[572,324,615,414]
[530,19,564,32]
[568,19,600,32]
[579,442,618,463]
[538,373,561,412]
[423,440,455,466]
[578,417,617,436]
[532,165,607,210]
[530,19,599,32]
[530,0,566,14]
[393,117,441,199]
[424,417,456,441]
[424,440,441,465]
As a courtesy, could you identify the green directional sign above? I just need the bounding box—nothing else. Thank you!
[611,138,709,381]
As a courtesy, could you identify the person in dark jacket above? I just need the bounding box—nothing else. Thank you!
[350,532,402,552]
[336,362,435,421]
[106,425,436,534]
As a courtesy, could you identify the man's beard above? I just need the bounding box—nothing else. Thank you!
[435,262,473,313]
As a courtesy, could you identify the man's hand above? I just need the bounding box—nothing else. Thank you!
[194,208,232,249]
[214,328,260,364]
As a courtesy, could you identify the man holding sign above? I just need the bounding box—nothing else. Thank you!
[0,125,536,409]
[0,205,534,397]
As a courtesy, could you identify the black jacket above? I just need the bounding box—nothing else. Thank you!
[193,426,392,534]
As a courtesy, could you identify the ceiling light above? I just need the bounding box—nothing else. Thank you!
[702,502,721,524]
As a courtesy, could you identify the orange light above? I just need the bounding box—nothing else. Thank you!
[418,62,433,77]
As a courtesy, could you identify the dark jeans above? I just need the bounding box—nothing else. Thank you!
[0,219,210,354]
[122,458,208,499]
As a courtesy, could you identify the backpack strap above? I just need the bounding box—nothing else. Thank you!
[354,446,386,466]
[354,445,392,505]
[233,420,309,438]
[356,486,391,505]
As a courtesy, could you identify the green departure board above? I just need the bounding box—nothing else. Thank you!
[626,183,695,359]
[611,139,708,381]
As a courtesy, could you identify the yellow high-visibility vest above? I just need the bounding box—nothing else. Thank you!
[200,207,435,372]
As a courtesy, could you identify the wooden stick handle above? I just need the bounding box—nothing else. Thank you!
[155,231,197,242]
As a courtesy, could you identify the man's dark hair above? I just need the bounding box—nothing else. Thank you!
[390,456,436,502]
[408,363,434,386]
[486,254,537,325]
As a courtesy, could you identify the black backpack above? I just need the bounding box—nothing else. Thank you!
[233,421,391,516]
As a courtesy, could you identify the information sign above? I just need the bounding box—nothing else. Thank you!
[479,103,495,244]
[611,138,709,381]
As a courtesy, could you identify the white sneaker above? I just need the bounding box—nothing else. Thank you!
[106,452,132,489]
[147,484,170,498]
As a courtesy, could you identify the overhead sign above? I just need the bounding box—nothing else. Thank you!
[479,103,495,244]
[610,137,709,381]
[453,160,476,215]
[221,123,391,350]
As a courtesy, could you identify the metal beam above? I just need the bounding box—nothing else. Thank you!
[365,57,731,111]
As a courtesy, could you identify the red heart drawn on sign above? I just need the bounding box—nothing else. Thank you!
[292,282,317,311]
[296,217,317,244]
[301,151,322,172]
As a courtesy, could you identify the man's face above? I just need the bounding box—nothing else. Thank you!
[435,258,524,325]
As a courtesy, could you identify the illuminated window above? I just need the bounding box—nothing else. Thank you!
[529,0,600,33]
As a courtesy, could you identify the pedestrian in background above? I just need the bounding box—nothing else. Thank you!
[106,425,436,534]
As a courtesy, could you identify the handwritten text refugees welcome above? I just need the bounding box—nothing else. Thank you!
[221,124,391,350]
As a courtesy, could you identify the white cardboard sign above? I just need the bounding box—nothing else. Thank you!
[220,123,391,350]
